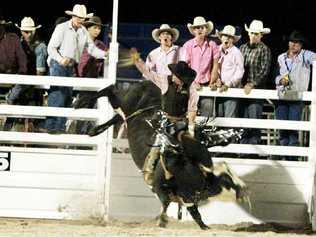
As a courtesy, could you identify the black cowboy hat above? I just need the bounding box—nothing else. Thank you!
[168,61,196,86]
[288,30,306,45]
[83,16,104,28]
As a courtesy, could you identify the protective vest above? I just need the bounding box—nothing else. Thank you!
[162,76,189,117]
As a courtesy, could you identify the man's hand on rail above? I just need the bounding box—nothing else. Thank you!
[243,83,254,95]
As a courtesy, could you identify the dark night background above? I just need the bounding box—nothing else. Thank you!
[1,0,315,78]
[1,0,315,42]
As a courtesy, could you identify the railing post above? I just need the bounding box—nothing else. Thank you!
[102,0,119,221]
[309,61,316,230]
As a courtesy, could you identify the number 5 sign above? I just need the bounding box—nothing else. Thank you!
[0,152,11,171]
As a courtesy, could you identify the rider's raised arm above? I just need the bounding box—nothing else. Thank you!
[130,48,168,94]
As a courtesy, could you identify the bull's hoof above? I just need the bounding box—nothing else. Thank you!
[157,214,168,228]
[157,218,167,228]
[236,186,250,200]
[199,224,210,230]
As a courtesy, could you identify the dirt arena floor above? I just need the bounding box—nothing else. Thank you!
[0,218,313,237]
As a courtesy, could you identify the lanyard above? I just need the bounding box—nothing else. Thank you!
[284,54,293,74]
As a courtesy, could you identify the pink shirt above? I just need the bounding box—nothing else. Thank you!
[145,45,182,76]
[183,38,220,84]
[136,60,199,112]
[219,45,244,87]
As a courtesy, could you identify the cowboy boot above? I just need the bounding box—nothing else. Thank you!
[143,147,160,186]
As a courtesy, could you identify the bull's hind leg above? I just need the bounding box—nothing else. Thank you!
[214,162,248,200]
[187,204,209,230]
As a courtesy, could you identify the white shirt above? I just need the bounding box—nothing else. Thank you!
[47,20,105,65]
[145,45,183,76]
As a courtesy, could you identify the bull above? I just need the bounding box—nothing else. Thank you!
[76,80,249,229]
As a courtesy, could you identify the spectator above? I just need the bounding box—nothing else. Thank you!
[216,25,244,118]
[275,31,316,153]
[5,17,48,131]
[183,16,220,117]
[74,16,107,134]
[239,20,271,145]
[145,24,181,76]
[0,15,27,131]
[16,17,47,76]
[0,16,27,75]
[44,4,107,134]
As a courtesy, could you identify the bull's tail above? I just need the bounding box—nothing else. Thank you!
[88,114,123,136]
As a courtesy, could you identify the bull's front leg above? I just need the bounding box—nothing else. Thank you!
[187,204,209,230]
[154,187,170,228]
[157,199,170,228]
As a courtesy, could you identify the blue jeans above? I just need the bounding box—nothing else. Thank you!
[275,101,304,146]
[217,98,238,117]
[240,99,263,144]
[44,60,74,132]
[199,97,215,117]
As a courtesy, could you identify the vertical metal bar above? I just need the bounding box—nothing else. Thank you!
[309,61,316,230]
[102,0,119,221]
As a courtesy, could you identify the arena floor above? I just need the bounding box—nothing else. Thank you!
[0,218,312,237]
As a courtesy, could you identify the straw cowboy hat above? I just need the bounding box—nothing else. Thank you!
[245,20,270,34]
[216,25,241,42]
[152,24,179,43]
[15,17,41,31]
[65,4,93,19]
[83,16,104,27]
[187,16,214,35]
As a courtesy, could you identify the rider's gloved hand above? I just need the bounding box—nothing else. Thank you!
[188,124,195,138]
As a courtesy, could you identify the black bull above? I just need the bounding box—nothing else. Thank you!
[76,80,248,230]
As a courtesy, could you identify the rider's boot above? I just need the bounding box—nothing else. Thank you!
[143,147,159,186]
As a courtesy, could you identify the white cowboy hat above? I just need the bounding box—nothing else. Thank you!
[245,20,270,34]
[65,4,93,19]
[216,25,241,43]
[15,17,41,31]
[152,24,179,43]
[187,16,214,35]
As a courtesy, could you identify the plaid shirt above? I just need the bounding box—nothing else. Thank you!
[240,42,271,88]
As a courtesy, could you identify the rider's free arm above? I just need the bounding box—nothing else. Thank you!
[134,58,169,94]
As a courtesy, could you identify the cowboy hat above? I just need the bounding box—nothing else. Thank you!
[187,16,214,35]
[152,24,179,43]
[65,4,93,19]
[288,30,306,44]
[168,61,196,86]
[15,17,41,31]
[245,20,270,34]
[83,16,104,27]
[216,25,241,43]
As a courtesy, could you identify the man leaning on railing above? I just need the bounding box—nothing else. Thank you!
[275,30,316,160]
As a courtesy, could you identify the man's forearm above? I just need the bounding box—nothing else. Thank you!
[188,111,196,125]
